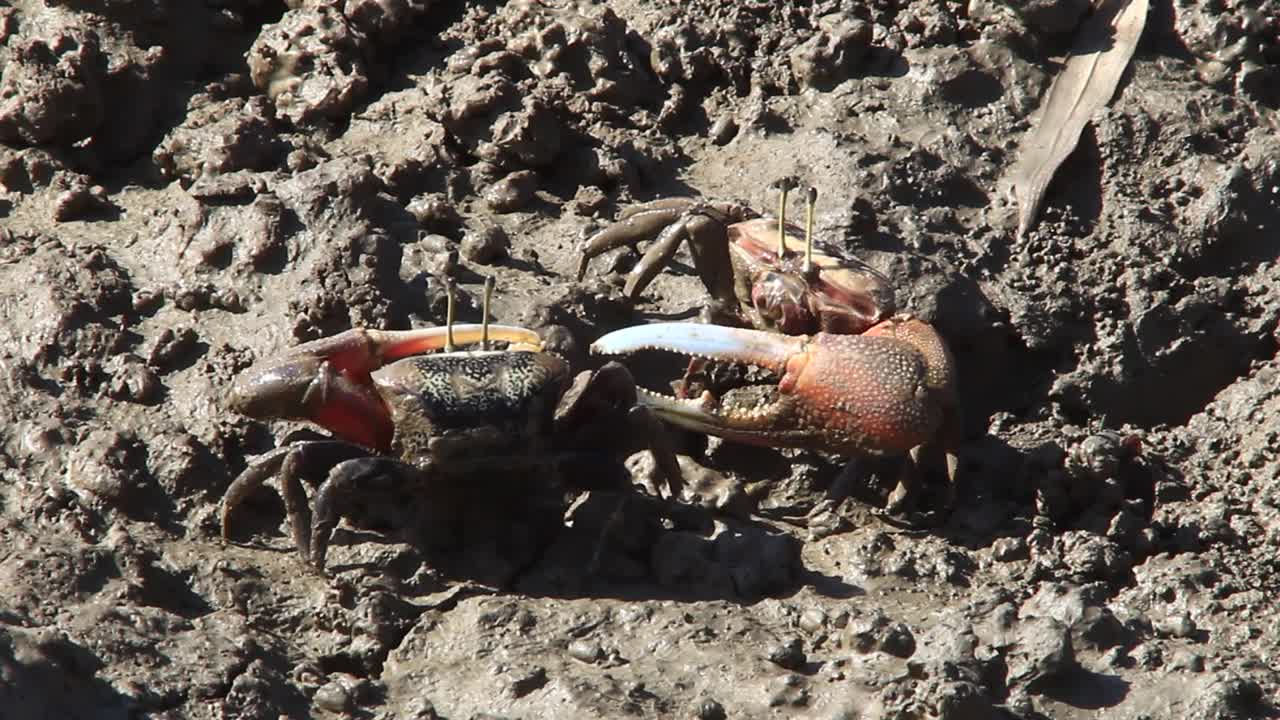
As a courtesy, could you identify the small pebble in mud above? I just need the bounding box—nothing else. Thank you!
[402,698,442,720]
[413,234,458,278]
[806,505,849,540]
[695,697,727,720]
[53,183,114,222]
[879,623,917,658]
[1102,646,1132,669]
[483,171,537,213]
[1017,0,1091,34]
[766,673,810,708]
[567,638,602,664]
[407,193,461,229]
[22,424,62,457]
[1238,62,1280,107]
[1132,642,1164,670]
[131,289,163,314]
[1168,649,1206,673]
[106,358,161,403]
[1006,617,1076,687]
[63,430,137,506]
[1066,432,1127,481]
[462,225,510,265]
[1160,612,1199,640]
[789,17,872,91]
[148,327,200,371]
[847,613,916,658]
[1190,674,1266,718]
[767,637,806,670]
[799,608,827,634]
[168,283,244,313]
[286,148,319,172]
[509,666,548,698]
[569,185,608,215]
[313,679,352,713]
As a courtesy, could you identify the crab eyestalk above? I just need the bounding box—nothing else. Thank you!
[444,277,457,352]
[772,176,800,259]
[803,186,817,274]
[481,275,495,351]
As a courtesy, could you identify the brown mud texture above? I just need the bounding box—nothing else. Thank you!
[1,1,1278,718]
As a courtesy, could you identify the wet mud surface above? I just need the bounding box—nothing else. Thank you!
[1,1,1278,718]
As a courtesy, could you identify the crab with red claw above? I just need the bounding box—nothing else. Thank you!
[221,278,684,573]
[576,177,897,337]
[591,312,962,527]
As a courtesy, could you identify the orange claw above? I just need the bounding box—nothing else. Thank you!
[591,316,961,519]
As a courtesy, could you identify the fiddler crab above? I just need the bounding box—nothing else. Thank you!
[576,176,896,336]
[221,278,684,572]
[584,180,962,525]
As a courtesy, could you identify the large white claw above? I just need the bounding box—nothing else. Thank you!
[590,322,802,372]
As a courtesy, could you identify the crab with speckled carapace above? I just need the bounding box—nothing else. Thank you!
[220,278,684,572]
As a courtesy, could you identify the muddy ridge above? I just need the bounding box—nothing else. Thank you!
[0,1,1278,718]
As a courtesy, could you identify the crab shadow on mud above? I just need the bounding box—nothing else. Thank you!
[221,430,855,604]
[213,310,851,604]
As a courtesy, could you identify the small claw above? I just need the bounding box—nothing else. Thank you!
[590,322,803,373]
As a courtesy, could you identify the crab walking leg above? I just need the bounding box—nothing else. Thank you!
[310,456,427,572]
[624,215,693,300]
[629,404,686,500]
[221,440,372,562]
[617,196,703,221]
[554,361,687,500]
[577,206,691,281]
[680,213,740,310]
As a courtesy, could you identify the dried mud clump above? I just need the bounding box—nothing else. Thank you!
[431,0,665,180]
[789,15,872,91]
[153,95,282,186]
[0,0,1279,719]
[0,236,134,379]
[248,1,437,128]
[248,5,371,127]
[0,11,106,147]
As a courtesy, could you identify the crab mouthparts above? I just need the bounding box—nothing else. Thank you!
[590,323,804,444]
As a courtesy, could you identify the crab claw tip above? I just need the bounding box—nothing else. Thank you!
[591,322,801,371]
